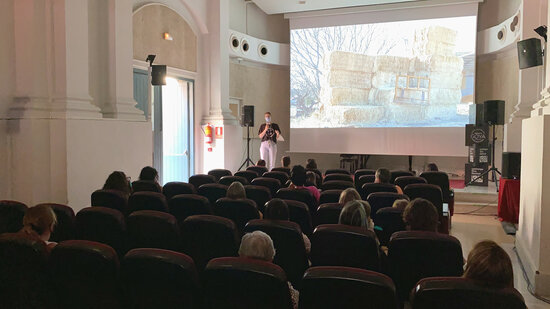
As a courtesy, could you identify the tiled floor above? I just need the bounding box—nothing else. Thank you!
[451,212,550,308]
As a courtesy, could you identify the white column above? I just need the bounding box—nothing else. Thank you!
[102,0,145,120]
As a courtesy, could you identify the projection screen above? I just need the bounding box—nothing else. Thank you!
[289,2,478,156]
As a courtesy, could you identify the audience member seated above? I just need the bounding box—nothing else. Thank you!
[289,165,320,204]
[392,199,409,211]
[226,181,247,199]
[339,188,362,205]
[464,240,514,289]
[282,156,291,169]
[138,166,162,192]
[426,162,439,172]
[305,171,317,187]
[339,200,374,232]
[264,199,311,254]
[257,159,266,167]
[305,158,317,170]
[18,204,58,252]
[403,198,439,232]
[238,231,299,309]
[375,168,403,194]
[103,171,132,197]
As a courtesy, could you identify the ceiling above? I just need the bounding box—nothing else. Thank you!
[250,0,424,15]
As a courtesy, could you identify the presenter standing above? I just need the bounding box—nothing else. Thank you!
[258,112,281,171]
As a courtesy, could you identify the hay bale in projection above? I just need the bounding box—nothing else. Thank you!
[388,104,426,124]
[425,105,459,120]
[321,87,371,106]
[325,105,386,124]
[428,72,463,89]
[372,72,398,89]
[413,26,458,57]
[325,70,372,89]
[429,88,462,105]
[374,56,411,74]
[369,88,396,105]
[324,51,375,72]
[428,55,464,72]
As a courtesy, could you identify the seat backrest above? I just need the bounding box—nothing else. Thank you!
[276,188,317,215]
[235,170,259,183]
[321,180,354,191]
[188,174,216,189]
[284,199,313,236]
[366,192,409,222]
[75,207,127,256]
[219,175,249,186]
[315,203,343,226]
[319,189,343,205]
[354,169,376,180]
[394,176,427,190]
[128,191,168,214]
[244,219,309,288]
[214,198,260,234]
[50,240,120,309]
[390,170,414,183]
[300,266,399,309]
[162,182,196,200]
[311,224,380,271]
[38,203,75,242]
[411,277,526,309]
[203,257,293,309]
[121,248,199,309]
[324,173,353,182]
[131,180,161,193]
[246,165,268,176]
[251,177,281,196]
[361,183,397,200]
[271,167,291,176]
[91,189,128,214]
[180,215,239,271]
[420,171,452,198]
[0,233,49,308]
[244,185,272,213]
[388,231,464,301]
[0,200,28,234]
[403,184,444,216]
[375,207,406,246]
[197,183,228,206]
[325,168,350,175]
[169,194,212,223]
[126,210,181,251]
[263,171,290,185]
[355,175,376,191]
[208,169,232,181]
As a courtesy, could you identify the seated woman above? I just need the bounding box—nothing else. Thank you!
[402,198,439,232]
[281,156,291,169]
[305,171,317,188]
[305,158,317,170]
[374,168,403,194]
[19,204,58,252]
[339,200,374,232]
[288,165,320,203]
[264,198,311,254]
[392,199,409,211]
[138,166,162,192]
[463,240,514,289]
[426,163,439,172]
[338,188,361,205]
[256,159,266,167]
[103,171,132,197]
[239,231,299,309]
[227,181,262,218]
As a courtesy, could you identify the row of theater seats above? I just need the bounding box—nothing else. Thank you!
[0,234,526,309]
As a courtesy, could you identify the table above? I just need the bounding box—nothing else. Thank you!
[498,178,520,224]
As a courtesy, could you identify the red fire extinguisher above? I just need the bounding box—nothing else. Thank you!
[204,123,213,152]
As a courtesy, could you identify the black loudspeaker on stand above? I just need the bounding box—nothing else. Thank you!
[239,105,255,170]
[466,100,505,191]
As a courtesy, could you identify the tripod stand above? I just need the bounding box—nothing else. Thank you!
[466,124,502,191]
[238,125,255,171]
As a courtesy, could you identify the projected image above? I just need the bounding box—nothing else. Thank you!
[290,16,476,128]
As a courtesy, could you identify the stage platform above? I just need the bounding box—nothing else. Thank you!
[452,179,498,206]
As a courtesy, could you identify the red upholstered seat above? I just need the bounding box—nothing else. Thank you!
[126,210,181,251]
[235,170,259,183]
[75,207,127,256]
[366,192,409,222]
[251,177,281,196]
[0,200,28,234]
[263,171,290,186]
[390,170,414,184]
[324,173,353,182]
[131,180,161,193]
[38,203,75,242]
[325,168,350,175]
[91,189,128,214]
[319,189,343,205]
[169,194,212,223]
[163,181,196,200]
[361,183,398,200]
[355,174,376,191]
[375,207,406,246]
[394,176,427,190]
[315,203,343,226]
[276,188,317,215]
[128,191,168,214]
[189,174,216,190]
[420,171,455,216]
[271,167,291,176]
[197,183,228,206]
[246,165,268,177]
[284,199,313,236]
[214,198,260,235]
[321,180,354,191]
[245,185,272,213]
[208,168,232,181]
[219,175,249,186]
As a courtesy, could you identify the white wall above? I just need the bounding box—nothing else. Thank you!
[229,0,290,43]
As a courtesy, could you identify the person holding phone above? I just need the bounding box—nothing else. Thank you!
[258,112,281,171]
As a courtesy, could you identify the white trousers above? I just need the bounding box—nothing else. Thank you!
[260,140,277,171]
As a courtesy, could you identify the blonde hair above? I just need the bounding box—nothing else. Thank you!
[338,188,361,205]
[392,199,408,210]
[339,200,371,228]
[238,231,276,262]
[464,240,514,288]
[22,204,57,236]
[226,182,246,199]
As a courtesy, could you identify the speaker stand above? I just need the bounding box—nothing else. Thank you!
[238,125,255,171]
[466,124,502,192]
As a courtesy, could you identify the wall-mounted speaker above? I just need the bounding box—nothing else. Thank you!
[241,105,254,127]
[483,100,505,125]
[502,152,521,179]
[151,65,167,86]
[517,38,543,69]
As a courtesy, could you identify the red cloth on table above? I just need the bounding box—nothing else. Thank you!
[498,178,520,224]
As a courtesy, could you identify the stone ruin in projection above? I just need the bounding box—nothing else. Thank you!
[318,26,467,127]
